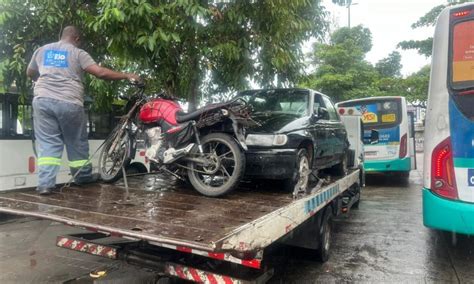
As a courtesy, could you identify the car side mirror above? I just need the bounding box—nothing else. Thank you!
[370,129,379,144]
[316,107,329,120]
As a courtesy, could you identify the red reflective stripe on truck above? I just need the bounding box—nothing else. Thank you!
[176,246,192,253]
[208,252,225,260]
[241,259,261,269]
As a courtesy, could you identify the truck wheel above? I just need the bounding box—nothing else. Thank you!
[316,208,333,262]
[284,148,311,196]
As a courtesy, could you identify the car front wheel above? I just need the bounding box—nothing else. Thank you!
[284,148,311,197]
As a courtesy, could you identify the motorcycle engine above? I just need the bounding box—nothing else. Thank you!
[145,127,163,162]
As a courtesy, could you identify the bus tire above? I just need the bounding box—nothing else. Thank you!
[316,207,333,262]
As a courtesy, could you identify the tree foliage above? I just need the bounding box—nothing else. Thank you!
[398,0,470,57]
[300,25,406,102]
[0,0,329,110]
[402,65,430,108]
[300,25,379,102]
[375,51,402,78]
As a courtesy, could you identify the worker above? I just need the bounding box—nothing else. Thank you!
[26,26,140,195]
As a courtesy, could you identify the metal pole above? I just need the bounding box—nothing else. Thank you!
[348,4,351,28]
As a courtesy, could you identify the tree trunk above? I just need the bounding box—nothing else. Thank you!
[187,50,200,112]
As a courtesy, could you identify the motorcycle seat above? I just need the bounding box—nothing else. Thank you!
[176,102,230,123]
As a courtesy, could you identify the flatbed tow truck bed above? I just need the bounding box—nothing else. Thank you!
[0,170,361,283]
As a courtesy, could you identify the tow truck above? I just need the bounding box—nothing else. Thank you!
[0,114,363,283]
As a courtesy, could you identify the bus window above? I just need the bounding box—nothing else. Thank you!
[449,14,474,119]
[15,104,33,137]
[339,99,401,129]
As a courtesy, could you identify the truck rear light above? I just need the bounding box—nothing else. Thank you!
[431,137,458,199]
[338,108,345,115]
[399,133,407,158]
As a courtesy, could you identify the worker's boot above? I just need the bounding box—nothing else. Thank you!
[36,186,59,195]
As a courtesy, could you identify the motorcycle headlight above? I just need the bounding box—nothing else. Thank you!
[246,134,288,146]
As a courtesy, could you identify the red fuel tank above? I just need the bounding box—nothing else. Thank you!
[138,98,181,125]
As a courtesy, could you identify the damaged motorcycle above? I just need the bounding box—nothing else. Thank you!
[98,82,254,197]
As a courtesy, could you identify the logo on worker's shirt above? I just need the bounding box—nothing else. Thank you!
[468,169,474,186]
[43,50,68,68]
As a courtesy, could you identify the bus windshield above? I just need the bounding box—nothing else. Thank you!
[450,18,474,90]
[338,98,402,129]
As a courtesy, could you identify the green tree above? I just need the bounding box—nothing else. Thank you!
[0,0,329,110]
[403,65,430,108]
[398,0,470,57]
[397,0,469,107]
[299,25,379,102]
[375,51,402,78]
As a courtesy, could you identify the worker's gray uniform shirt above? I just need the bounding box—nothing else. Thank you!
[27,41,96,106]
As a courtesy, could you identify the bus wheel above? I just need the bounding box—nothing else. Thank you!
[316,207,333,262]
[397,171,410,181]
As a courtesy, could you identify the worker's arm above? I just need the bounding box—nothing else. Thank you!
[26,68,40,81]
[84,64,140,82]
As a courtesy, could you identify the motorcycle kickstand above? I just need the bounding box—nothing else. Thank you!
[121,166,130,198]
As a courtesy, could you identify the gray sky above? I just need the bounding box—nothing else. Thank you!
[323,0,447,76]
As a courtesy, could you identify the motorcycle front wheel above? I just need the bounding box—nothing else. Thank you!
[98,128,132,183]
[187,133,245,197]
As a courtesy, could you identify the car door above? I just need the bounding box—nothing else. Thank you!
[309,93,330,167]
[321,96,346,164]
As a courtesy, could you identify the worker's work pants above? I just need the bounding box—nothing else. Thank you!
[33,97,92,189]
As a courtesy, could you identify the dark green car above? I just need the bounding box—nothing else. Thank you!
[237,88,349,194]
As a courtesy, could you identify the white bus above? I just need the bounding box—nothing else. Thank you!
[336,96,416,177]
[0,93,148,192]
[423,2,474,235]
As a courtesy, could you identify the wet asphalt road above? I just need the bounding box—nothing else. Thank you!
[1,154,473,283]
[271,161,474,283]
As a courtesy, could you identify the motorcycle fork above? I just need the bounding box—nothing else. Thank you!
[192,122,204,154]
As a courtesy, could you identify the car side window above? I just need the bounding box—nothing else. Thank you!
[322,96,339,121]
[314,94,323,114]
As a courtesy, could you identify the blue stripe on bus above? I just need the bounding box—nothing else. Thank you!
[449,99,474,159]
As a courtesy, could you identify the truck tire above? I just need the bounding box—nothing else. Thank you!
[316,208,333,262]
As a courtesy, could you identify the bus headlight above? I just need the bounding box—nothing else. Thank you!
[245,134,288,146]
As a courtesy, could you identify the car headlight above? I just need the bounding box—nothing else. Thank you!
[246,134,288,146]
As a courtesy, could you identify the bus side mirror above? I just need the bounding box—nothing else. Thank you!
[370,130,379,144]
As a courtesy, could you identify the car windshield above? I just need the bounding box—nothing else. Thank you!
[237,90,309,117]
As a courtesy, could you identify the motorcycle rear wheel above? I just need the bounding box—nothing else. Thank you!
[98,128,132,183]
[187,133,245,197]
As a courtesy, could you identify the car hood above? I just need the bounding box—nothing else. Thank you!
[249,112,307,133]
